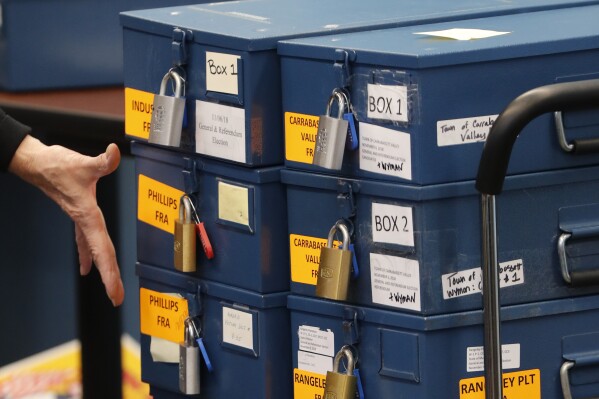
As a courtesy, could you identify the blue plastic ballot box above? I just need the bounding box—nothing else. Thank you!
[137,263,291,398]
[289,294,599,399]
[0,0,210,91]
[283,165,599,315]
[132,141,289,293]
[279,5,599,184]
[120,0,599,166]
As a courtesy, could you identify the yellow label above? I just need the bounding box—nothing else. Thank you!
[285,112,319,164]
[460,369,540,399]
[290,234,340,285]
[293,368,326,399]
[139,288,189,344]
[125,87,155,139]
[137,174,184,234]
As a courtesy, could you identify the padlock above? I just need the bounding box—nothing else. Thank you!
[174,195,196,272]
[179,318,200,395]
[323,347,357,399]
[313,92,349,170]
[149,69,186,147]
[315,222,352,301]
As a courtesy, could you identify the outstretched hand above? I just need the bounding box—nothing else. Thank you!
[9,136,125,306]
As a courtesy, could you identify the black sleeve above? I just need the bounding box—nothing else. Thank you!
[0,107,31,171]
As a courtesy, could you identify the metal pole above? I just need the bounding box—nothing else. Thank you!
[481,193,503,399]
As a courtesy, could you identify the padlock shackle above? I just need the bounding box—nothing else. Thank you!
[179,195,193,223]
[159,69,184,98]
[475,79,599,195]
[327,222,350,249]
[326,91,347,120]
[184,318,197,346]
[333,347,355,375]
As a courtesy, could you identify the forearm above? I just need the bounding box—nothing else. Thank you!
[0,107,31,171]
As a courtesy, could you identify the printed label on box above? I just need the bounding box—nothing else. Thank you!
[290,234,340,285]
[139,288,189,344]
[137,174,184,234]
[459,369,540,399]
[222,307,254,350]
[285,112,320,164]
[372,203,414,247]
[367,84,408,123]
[293,368,326,399]
[298,351,333,375]
[442,259,525,300]
[196,100,246,163]
[125,88,154,139]
[298,325,334,357]
[370,253,421,311]
[437,115,498,147]
[205,51,241,95]
[467,344,521,372]
[359,122,412,180]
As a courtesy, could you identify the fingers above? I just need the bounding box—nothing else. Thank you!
[93,143,121,179]
[75,224,93,276]
[78,207,125,307]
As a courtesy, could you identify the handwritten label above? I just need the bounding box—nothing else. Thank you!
[289,234,340,285]
[222,307,254,350]
[359,122,412,180]
[196,100,246,163]
[218,181,250,226]
[370,253,421,311]
[437,115,498,147]
[467,344,521,372]
[137,174,184,234]
[285,112,319,164]
[442,259,525,300]
[205,51,241,95]
[367,84,408,123]
[372,203,414,247]
[298,325,334,357]
[298,351,333,375]
[293,368,327,399]
[139,288,189,344]
[125,88,154,139]
[460,369,540,399]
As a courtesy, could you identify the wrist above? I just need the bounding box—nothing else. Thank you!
[8,135,47,183]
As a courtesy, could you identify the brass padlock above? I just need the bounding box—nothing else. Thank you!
[324,347,357,399]
[315,222,352,301]
[174,195,196,272]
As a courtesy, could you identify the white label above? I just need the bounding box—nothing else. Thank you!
[205,51,241,95]
[372,203,414,247]
[467,344,521,372]
[414,28,511,41]
[370,253,421,311]
[359,122,412,180]
[218,181,250,226]
[298,325,334,357]
[499,259,525,288]
[222,307,254,350]
[437,115,498,147]
[298,350,333,375]
[442,259,525,300]
[367,84,408,123]
[196,100,246,163]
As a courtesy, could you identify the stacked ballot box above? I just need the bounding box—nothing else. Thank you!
[122,1,599,397]
[279,5,599,399]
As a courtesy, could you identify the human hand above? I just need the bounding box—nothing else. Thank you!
[9,136,125,306]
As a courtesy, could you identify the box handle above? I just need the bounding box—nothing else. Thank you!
[476,79,599,196]
[555,111,599,154]
[561,356,599,399]
[558,233,599,286]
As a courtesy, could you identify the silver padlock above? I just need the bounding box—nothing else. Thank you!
[149,69,186,147]
[313,91,349,170]
[179,318,200,395]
